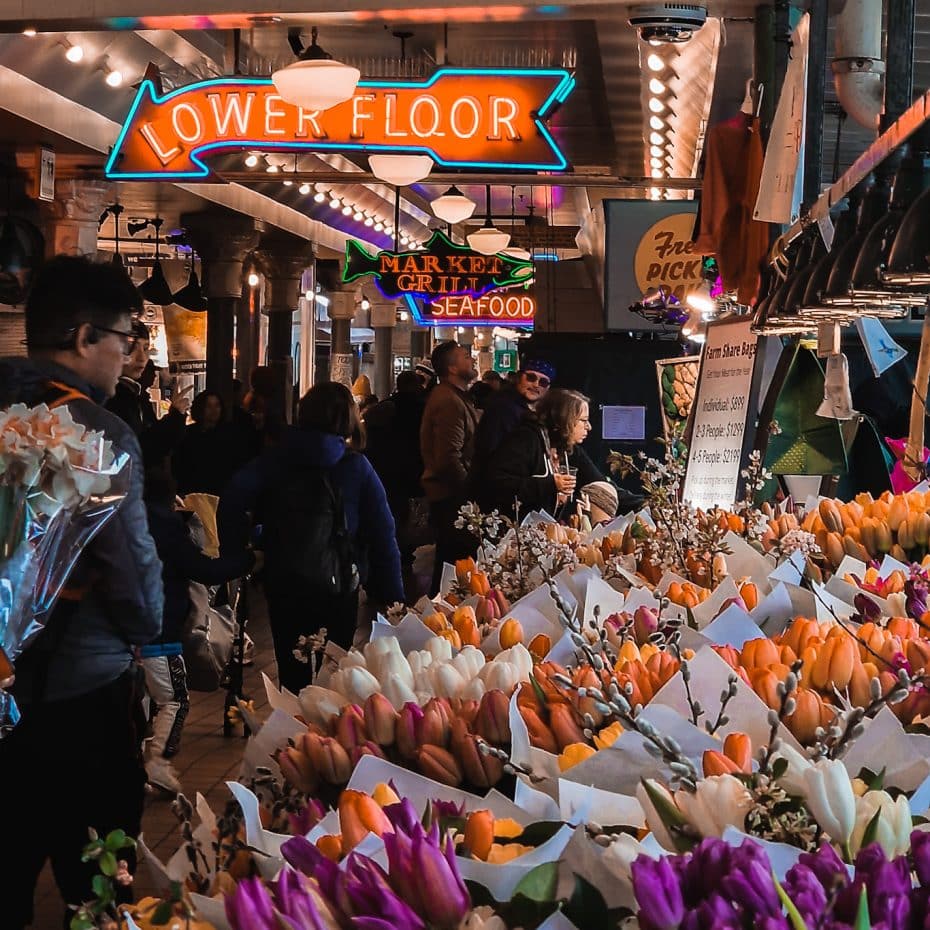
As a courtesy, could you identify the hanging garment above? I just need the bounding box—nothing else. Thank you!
[692,112,770,304]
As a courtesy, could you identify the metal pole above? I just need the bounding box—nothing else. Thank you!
[883,0,916,129]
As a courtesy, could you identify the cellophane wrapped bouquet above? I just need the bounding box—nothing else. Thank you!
[0,402,129,734]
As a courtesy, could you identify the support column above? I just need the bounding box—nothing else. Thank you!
[474,328,493,375]
[328,290,356,386]
[256,231,314,423]
[41,178,111,257]
[803,0,828,208]
[182,210,258,410]
[370,298,397,399]
[410,329,432,367]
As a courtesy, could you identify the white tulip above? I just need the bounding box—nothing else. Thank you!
[601,833,657,882]
[675,774,753,838]
[770,742,814,796]
[453,646,486,679]
[427,637,453,662]
[382,675,418,710]
[377,652,414,690]
[364,637,401,664]
[343,666,382,704]
[339,649,367,669]
[462,677,487,701]
[850,790,912,858]
[478,661,520,693]
[636,779,679,852]
[407,650,432,678]
[507,643,534,679]
[802,758,857,845]
[431,663,467,699]
[413,669,435,697]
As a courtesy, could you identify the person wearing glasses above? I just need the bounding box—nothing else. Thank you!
[470,358,556,495]
[106,320,191,466]
[0,255,164,929]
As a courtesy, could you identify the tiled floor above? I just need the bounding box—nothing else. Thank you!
[31,588,278,930]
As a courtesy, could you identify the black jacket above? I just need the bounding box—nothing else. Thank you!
[473,386,530,468]
[481,419,604,517]
[106,378,186,466]
[145,502,254,644]
[172,422,255,497]
[0,357,163,702]
[364,390,426,500]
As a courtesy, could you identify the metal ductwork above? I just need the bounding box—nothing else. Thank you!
[832,0,884,130]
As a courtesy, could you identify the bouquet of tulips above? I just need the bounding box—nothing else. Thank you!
[0,402,128,734]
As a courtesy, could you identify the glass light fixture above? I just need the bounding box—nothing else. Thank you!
[271,26,360,111]
[502,246,532,261]
[648,97,665,113]
[245,153,259,168]
[648,78,665,94]
[353,210,363,221]
[299,182,311,195]
[329,197,341,209]
[22,27,37,37]
[467,185,511,255]
[650,144,663,157]
[649,130,665,145]
[342,205,353,215]
[649,116,664,131]
[686,280,715,316]
[681,306,707,343]
[369,154,434,186]
[247,271,260,287]
[360,296,371,310]
[651,167,664,178]
[283,179,293,187]
[430,185,476,223]
[65,43,84,63]
[650,157,662,169]
[647,52,664,71]
[105,68,123,88]
[364,216,374,227]
[374,221,384,232]
[266,163,279,173]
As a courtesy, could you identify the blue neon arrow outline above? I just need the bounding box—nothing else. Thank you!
[105,68,574,179]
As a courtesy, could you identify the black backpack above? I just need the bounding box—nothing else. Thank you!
[259,461,360,598]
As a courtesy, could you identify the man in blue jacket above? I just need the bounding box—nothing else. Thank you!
[0,255,164,929]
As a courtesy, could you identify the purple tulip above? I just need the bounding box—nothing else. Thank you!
[721,843,780,917]
[679,838,731,904]
[275,868,338,930]
[343,852,425,930]
[912,830,930,885]
[680,892,741,930]
[782,863,829,921]
[383,797,422,834]
[289,798,327,836]
[796,842,849,895]
[281,834,345,917]
[225,876,277,930]
[632,855,686,930]
[383,820,470,929]
[430,797,466,821]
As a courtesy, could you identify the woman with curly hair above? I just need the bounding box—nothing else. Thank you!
[481,388,604,518]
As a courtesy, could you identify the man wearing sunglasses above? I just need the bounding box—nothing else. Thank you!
[471,358,556,493]
[0,255,163,929]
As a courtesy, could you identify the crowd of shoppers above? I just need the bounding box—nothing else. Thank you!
[0,255,632,927]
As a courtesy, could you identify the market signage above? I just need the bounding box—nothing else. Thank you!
[343,231,534,301]
[681,317,759,510]
[105,68,575,179]
[416,289,536,327]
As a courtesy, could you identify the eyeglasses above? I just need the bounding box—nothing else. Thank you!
[92,325,142,356]
[523,371,551,389]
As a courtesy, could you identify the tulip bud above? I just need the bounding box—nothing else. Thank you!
[416,744,464,786]
[351,741,386,766]
[558,743,597,772]
[785,688,830,744]
[382,675,418,710]
[302,733,352,785]
[548,703,586,751]
[519,705,559,754]
[475,689,512,745]
[703,749,742,777]
[339,789,394,852]
[417,697,453,747]
[334,704,369,752]
[452,728,504,788]
[423,612,449,634]
[633,606,659,645]
[316,834,343,861]
[430,662,467,700]
[450,698,480,725]
[396,702,424,760]
[372,782,401,807]
[499,617,524,649]
[528,633,552,659]
[463,810,495,860]
[278,745,319,795]
[363,692,398,747]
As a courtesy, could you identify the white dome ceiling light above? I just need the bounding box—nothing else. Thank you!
[272,26,360,111]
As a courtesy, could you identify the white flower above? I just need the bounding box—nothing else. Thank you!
[675,774,753,838]
[770,742,814,796]
[850,790,912,858]
[601,833,657,881]
[802,758,857,845]
[458,906,508,930]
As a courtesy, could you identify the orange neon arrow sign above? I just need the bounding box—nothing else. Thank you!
[105,68,575,179]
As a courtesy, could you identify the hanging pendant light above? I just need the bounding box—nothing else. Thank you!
[272,26,360,111]
[138,218,175,306]
[467,185,510,255]
[430,185,475,223]
[171,260,207,311]
[368,154,434,186]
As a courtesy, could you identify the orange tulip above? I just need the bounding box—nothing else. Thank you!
[416,744,463,786]
[740,637,781,671]
[722,732,752,772]
[703,749,743,776]
[749,668,782,710]
[499,617,524,649]
[469,571,491,596]
[548,703,586,751]
[455,557,476,584]
[528,633,552,659]
[519,705,559,754]
[316,834,343,862]
[713,645,742,669]
[475,689,511,745]
[463,810,495,860]
[809,634,858,692]
[785,688,832,744]
[423,612,449,634]
[363,692,398,747]
[739,583,759,611]
[438,628,462,650]
[339,789,394,852]
[887,617,918,640]
[451,722,504,788]
[906,637,930,674]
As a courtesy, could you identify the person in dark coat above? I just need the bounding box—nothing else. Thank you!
[364,371,426,568]
[172,390,255,497]
[471,358,555,490]
[219,382,404,691]
[106,320,191,465]
[141,463,254,795]
[482,388,601,518]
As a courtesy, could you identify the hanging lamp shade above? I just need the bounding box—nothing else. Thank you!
[501,246,531,261]
[172,266,207,312]
[430,185,476,223]
[880,184,930,288]
[467,223,511,256]
[138,259,175,306]
[368,154,434,186]
[272,27,359,111]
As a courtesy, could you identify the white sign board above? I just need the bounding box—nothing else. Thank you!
[602,405,645,441]
[681,317,758,510]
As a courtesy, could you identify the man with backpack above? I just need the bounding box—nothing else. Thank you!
[0,255,164,929]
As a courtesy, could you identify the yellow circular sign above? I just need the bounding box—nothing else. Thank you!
[634,212,703,302]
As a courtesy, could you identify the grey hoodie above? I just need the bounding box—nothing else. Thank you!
[0,356,164,703]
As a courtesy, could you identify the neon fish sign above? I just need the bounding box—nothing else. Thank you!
[343,231,534,301]
[105,68,575,179]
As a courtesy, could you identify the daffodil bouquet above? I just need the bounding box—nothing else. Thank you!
[0,402,128,734]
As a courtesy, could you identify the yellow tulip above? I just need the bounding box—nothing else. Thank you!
[486,843,535,864]
[558,742,597,771]
[594,720,624,750]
